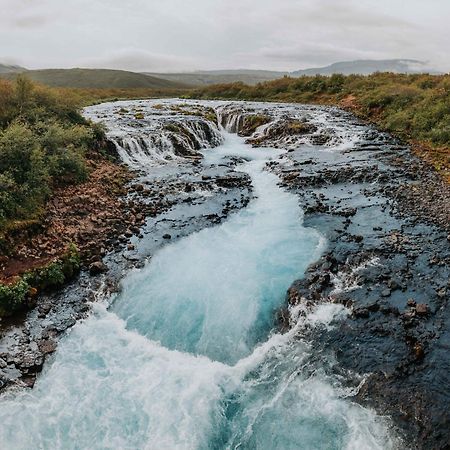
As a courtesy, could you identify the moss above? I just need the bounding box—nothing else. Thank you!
[240,114,271,136]
[0,244,81,318]
[164,123,181,133]
[203,111,218,125]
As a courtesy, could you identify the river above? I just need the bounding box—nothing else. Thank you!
[0,100,399,449]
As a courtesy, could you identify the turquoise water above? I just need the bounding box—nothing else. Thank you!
[0,133,397,449]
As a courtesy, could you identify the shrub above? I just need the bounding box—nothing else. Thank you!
[0,278,30,317]
[0,244,81,317]
[25,245,81,291]
[0,77,103,231]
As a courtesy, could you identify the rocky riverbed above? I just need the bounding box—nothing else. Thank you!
[0,100,253,391]
[0,99,448,449]
[217,101,449,448]
[262,107,449,449]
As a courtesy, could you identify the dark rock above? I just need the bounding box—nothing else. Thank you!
[415,304,429,316]
[89,261,108,275]
[353,307,370,318]
[413,342,425,360]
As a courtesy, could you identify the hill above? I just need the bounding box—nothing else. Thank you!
[292,59,437,76]
[144,70,286,86]
[0,63,27,74]
[150,60,439,86]
[1,68,188,89]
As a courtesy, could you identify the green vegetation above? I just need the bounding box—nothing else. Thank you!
[0,75,105,233]
[0,244,80,317]
[2,68,189,90]
[187,73,450,176]
[240,114,271,136]
[0,278,29,317]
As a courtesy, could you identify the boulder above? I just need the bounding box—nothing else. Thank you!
[89,261,108,275]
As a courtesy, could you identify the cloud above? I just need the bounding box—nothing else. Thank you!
[14,15,48,28]
[0,0,448,72]
[81,49,198,73]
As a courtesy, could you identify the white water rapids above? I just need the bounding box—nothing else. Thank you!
[0,101,399,449]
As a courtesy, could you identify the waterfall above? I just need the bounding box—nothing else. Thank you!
[0,99,399,450]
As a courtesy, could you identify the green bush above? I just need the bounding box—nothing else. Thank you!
[0,278,30,317]
[25,245,81,291]
[0,245,81,317]
[0,77,102,231]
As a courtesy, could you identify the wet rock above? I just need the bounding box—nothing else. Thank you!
[89,261,108,275]
[38,339,57,355]
[353,307,370,318]
[415,304,429,316]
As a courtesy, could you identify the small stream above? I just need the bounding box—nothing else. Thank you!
[0,102,399,449]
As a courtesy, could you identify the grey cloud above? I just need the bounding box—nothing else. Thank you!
[82,49,198,73]
[0,0,448,72]
[14,15,48,28]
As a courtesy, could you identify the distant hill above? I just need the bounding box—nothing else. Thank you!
[145,70,287,86]
[1,68,188,89]
[291,59,438,76]
[0,60,440,89]
[0,63,27,74]
[150,59,439,86]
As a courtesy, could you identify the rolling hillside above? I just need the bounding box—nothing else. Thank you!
[145,70,286,86]
[291,59,438,76]
[1,68,188,89]
[149,60,438,86]
[0,63,27,74]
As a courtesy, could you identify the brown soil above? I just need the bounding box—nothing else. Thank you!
[0,158,137,283]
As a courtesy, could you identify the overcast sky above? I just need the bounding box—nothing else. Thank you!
[1,0,449,72]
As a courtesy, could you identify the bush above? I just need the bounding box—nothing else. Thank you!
[25,245,81,291]
[0,278,30,317]
[0,77,102,231]
[0,244,81,317]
